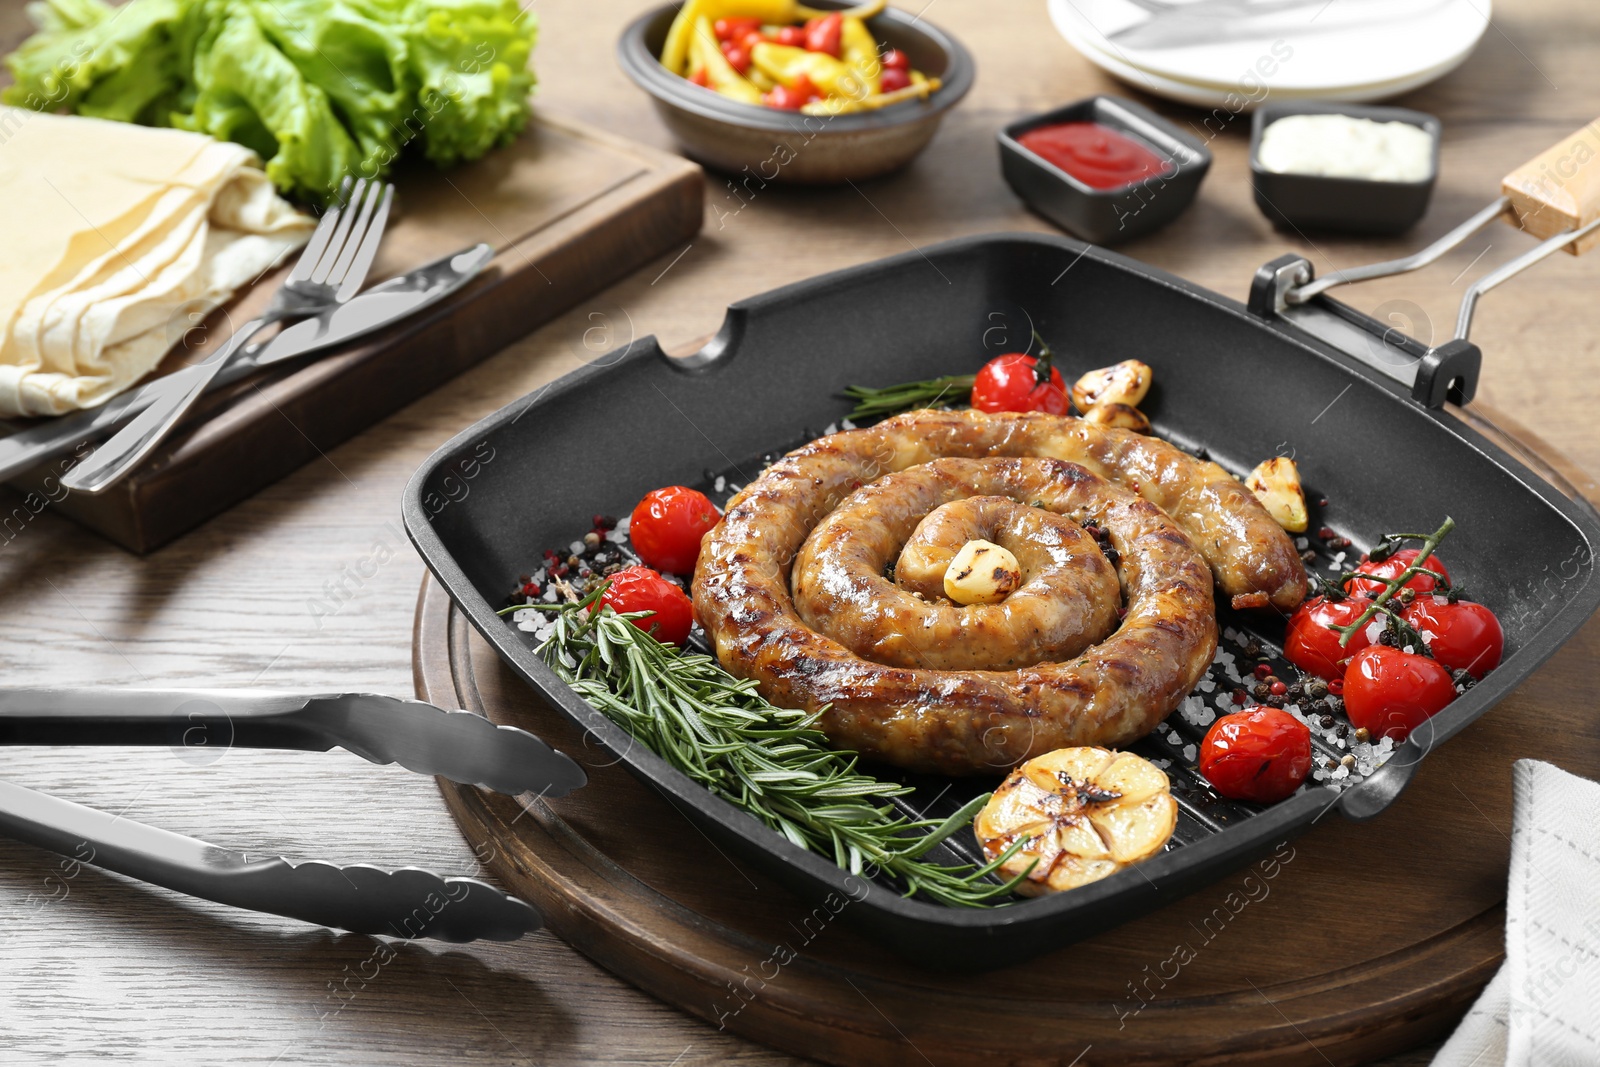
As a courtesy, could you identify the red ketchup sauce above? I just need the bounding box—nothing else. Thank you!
[1017,121,1171,190]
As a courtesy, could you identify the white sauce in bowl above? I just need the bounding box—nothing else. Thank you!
[1257,114,1434,183]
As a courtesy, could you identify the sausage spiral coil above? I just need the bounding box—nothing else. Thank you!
[691,409,1307,775]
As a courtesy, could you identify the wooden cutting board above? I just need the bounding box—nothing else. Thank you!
[0,111,702,553]
[412,406,1600,1067]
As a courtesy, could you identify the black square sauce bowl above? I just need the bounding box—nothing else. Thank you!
[1250,101,1441,235]
[998,94,1211,244]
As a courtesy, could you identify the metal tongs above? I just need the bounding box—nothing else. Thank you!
[0,689,586,942]
[1250,120,1600,410]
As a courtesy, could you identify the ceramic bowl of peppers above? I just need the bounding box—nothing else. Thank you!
[618,0,974,183]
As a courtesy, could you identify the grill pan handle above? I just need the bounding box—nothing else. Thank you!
[1249,120,1600,409]
[1247,255,1482,409]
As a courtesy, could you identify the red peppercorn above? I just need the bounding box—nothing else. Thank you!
[1232,689,1248,706]
[1318,526,1336,540]
[1253,663,1273,679]
[1327,677,1345,696]
[1269,680,1288,696]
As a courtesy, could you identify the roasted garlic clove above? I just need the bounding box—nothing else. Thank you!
[943,538,1021,605]
[975,747,1177,895]
[1245,456,1308,533]
[1071,360,1152,414]
[1081,402,1151,433]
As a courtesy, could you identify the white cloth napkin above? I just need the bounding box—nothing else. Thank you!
[1433,760,1600,1067]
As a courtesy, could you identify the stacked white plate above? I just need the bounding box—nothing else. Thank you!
[1047,0,1491,110]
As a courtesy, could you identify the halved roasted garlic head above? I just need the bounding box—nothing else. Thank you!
[975,747,1177,895]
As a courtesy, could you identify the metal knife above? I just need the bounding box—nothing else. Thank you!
[0,778,539,942]
[0,688,586,799]
[0,243,493,485]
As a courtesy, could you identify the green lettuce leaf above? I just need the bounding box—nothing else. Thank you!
[2,0,538,205]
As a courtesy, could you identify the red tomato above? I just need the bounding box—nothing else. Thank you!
[688,67,710,87]
[597,567,694,646]
[1401,596,1504,679]
[878,67,911,93]
[772,25,806,46]
[720,39,752,73]
[970,353,1069,415]
[714,16,761,41]
[803,12,842,56]
[1345,548,1451,597]
[881,47,910,70]
[1343,646,1456,741]
[629,486,722,575]
[1284,595,1376,680]
[763,74,820,110]
[1199,708,1313,804]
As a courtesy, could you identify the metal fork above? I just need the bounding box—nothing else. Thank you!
[61,177,395,495]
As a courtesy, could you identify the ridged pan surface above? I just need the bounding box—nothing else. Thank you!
[403,232,1600,970]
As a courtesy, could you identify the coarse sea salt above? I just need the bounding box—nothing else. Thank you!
[714,475,726,493]
[1182,743,1198,763]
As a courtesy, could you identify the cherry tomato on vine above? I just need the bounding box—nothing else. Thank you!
[1284,595,1376,680]
[1199,708,1313,804]
[1345,548,1451,597]
[1343,646,1456,741]
[629,486,722,575]
[772,25,806,46]
[597,567,694,646]
[881,48,910,71]
[1401,596,1504,679]
[970,353,1069,415]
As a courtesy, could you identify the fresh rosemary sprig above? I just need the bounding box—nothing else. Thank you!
[842,374,977,421]
[501,589,1029,907]
[1328,516,1455,648]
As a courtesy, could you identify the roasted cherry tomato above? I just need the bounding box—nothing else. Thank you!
[713,16,761,41]
[1401,596,1504,679]
[878,67,911,92]
[720,38,752,73]
[597,567,694,646]
[1345,548,1451,598]
[1343,645,1456,741]
[881,47,910,70]
[772,24,806,46]
[629,486,722,575]
[1284,594,1375,680]
[970,353,1069,415]
[1199,708,1313,804]
[763,74,820,110]
[803,12,842,56]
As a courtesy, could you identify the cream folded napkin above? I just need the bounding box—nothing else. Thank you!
[1432,760,1600,1067]
[0,107,313,418]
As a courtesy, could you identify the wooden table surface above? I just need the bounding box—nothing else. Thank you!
[5,2,1599,1064]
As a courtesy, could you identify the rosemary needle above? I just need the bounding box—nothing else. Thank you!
[502,589,1028,907]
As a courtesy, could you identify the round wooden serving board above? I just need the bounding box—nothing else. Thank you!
[412,409,1600,1067]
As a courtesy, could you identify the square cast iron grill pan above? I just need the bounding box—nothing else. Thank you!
[403,233,1600,970]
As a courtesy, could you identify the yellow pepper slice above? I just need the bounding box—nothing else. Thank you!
[839,16,880,97]
[799,75,941,115]
[693,15,765,104]
[750,41,868,98]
